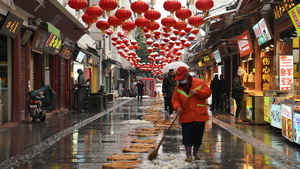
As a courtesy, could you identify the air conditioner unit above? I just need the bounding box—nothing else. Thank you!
[96,41,103,49]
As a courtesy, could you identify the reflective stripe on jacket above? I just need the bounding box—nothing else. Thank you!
[172,77,212,123]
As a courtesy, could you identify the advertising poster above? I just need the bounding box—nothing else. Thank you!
[230,98,236,115]
[270,104,282,129]
[236,30,253,57]
[293,112,300,145]
[264,97,271,122]
[280,55,293,90]
[252,18,273,46]
[246,97,253,120]
[288,3,300,36]
[282,104,293,141]
[212,50,222,63]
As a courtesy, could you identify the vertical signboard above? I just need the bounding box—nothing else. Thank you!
[262,57,271,90]
[0,12,24,39]
[288,3,300,36]
[280,55,293,90]
[246,96,253,120]
[264,97,271,122]
[270,104,282,129]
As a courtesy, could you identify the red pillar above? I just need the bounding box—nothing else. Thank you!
[24,41,31,119]
[12,32,21,122]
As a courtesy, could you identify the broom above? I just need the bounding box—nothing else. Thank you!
[148,93,192,161]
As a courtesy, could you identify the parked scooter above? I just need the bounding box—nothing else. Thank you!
[27,96,46,122]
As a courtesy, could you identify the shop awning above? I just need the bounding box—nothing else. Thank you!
[14,0,88,42]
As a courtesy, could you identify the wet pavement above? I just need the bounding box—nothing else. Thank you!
[0,97,300,168]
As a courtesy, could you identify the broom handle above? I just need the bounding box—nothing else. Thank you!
[156,94,192,148]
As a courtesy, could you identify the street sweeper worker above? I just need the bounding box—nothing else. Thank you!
[172,66,212,162]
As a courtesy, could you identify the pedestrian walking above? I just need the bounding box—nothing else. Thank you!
[210,74,222,110]
[162,69,177,116]
[162,73,168,112]
[172,66,212,162]
[98,84,108,110]
[136,80,144,101]
[219,74,225,110]
[232,67,245,122]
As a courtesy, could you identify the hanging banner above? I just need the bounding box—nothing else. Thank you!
[280,55,293,90]
[236,30,253,57]
[288,3,300,36]
[212,49,221,63]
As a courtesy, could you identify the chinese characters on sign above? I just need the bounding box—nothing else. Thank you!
[0,12,24,39]
[262,57,271,90]
[273,0,295,20]
[44,34,63,55]
[288,3,300,36]
[236,30,253,57]
[280,55,293,90]
[60,45,73,59]
[204,56,210,63]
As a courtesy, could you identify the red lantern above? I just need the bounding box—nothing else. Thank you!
[82,13,97,28]
[133,44,139,50]
[173,29,179,35]
[195,0,214,17]
[161,16,176,32]
[162,26,172,33]
[108,15,122,31]
[184,41,191,47]
[146,21,160,34]
[180,37,187,44]
[154,35,160,40]
[173,20,187,32]
[145,32,152,39]
[163,32,171,37]
[68,0,87,11]
[131,40,137,45]
[192,29,200,35]
[99,0,118,17]
[122,38,129,44]
[180,30,187,36]
[122,21,136,35]
[160,41,167,47]
[170,35,177,41]
[86,4,103,19]
[188,34,196,41]
[185,25,192,33]
[105,29,113,36]
[115,7,132,25]
[116,44,121,49]
[175,7,192,21]
[116,39,122,44]
[131,0,149,18]
[163,38,170,43]
[118,31,126,37]
[147,47,153,53]
[153,42,159,47]
[163,0,181,17]
[144,8,161,26]
[135,17,150,30]
[112,35,118,41]
[188,14,204,28]
[112,41,117,46]
[153,30,161,36]
[146,39,154,45]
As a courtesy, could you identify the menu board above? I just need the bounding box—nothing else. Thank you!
[31,26,51,54]
[246,96,253,120]
[282,104,293,141]
[270,104,282,129]
[252,18,273,46]
[293,112,300,145]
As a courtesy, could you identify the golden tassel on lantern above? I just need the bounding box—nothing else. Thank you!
[115,0,119,4]
[189,0,194,6]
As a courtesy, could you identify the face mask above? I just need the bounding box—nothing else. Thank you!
[179,79,187,84]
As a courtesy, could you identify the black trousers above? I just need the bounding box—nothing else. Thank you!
[211,94,220,110]
[164,96,168,111]
[235,99,242,118]
[181,122,206,146]
[137,92,143,101]
[166,95,174,114]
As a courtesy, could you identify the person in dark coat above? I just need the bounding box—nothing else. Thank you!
[136,80,144,101]
[162,73,168,112]
[232,75,245,122]
[219,74,225,110]
[163,69,177,115]
[210,74,222,110]
[98,84,108,110]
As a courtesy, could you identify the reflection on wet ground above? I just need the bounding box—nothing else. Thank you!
[0,97,299,168]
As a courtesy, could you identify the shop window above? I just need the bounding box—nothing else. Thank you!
[0,35,7,88]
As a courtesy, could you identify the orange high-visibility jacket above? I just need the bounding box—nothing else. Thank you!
[172,77,212,123]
